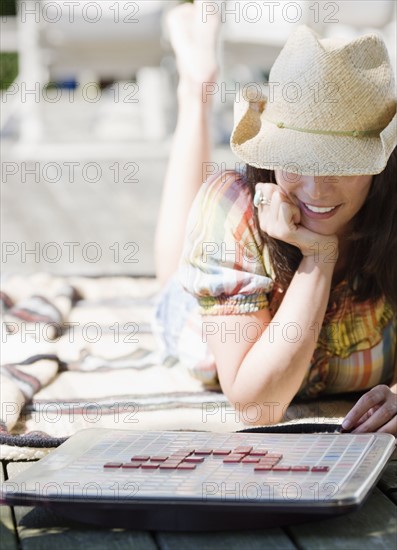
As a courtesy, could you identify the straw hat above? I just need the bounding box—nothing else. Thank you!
[230,25,397,175]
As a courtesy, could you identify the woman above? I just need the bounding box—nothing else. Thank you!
[153,2,397,435]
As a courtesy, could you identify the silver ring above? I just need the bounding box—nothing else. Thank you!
[253,189,271,208]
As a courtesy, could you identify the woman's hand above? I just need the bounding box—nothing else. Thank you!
[255,182,339,262]
[165,0,221,96]
[342,385,397,437]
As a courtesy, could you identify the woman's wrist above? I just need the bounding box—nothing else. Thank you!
[300,233,339,259]
[298,252,337,279]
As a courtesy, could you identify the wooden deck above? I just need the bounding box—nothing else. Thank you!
[1,456,396,550]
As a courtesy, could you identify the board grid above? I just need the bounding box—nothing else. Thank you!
[12,430,383,503]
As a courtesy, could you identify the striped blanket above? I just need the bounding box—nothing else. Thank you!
[0,273,355,461]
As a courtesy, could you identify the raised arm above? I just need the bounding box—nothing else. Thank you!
[176,168,337,425]
[204,250,336,425]
[154,1,221,287]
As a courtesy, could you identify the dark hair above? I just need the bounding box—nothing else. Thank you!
[243,146,397,310]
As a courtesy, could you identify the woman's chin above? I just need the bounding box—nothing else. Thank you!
[300,219,338,236]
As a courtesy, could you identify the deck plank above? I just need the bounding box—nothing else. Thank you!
[0,505,17,550]
[378,461,397,504]
[5,460,397,549]
[0,462,19,550]
[287,487,397,550]
[155,530,296,550]
[7,462,158,550]
[12,506,158,550]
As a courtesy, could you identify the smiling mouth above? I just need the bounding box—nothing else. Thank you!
[303,203,338,213]
[299,200,342,218]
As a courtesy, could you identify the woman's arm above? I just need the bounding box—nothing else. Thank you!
[204,255,335,425]
[202,181,339,425]
[154,2,220,286]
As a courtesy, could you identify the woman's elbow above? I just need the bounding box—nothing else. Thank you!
[227,391,286,426]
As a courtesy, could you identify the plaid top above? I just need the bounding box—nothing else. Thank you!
[178,171,396,397]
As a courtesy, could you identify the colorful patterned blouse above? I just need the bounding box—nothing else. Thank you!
[178,170,396,397]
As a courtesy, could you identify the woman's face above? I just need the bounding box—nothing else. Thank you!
[274,170,373,237]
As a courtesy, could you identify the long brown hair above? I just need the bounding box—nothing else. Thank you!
[243,146,397,309]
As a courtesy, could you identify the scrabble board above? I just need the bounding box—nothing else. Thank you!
[2,428,395,531]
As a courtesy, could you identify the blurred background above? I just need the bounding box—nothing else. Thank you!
[1,0,396,277]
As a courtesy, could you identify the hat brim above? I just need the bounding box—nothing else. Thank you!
[230,92,397,176]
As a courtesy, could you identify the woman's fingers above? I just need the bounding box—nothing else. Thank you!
[254,182,338,260]
[351,403,394,433]
[255,184,293,237]
[254,182,278,202]
[341,385,385,429]
[274,193,301,233]
[376,416,397,437]
[342,385,397,435]
[255,183,303,245]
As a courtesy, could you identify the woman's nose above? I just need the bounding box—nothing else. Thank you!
[301,176,329,200]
